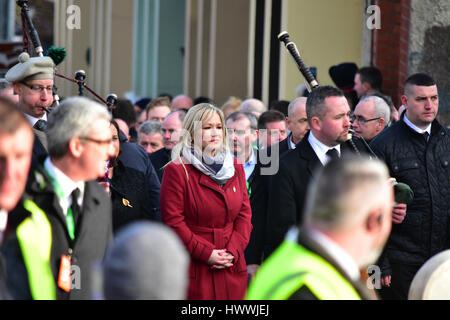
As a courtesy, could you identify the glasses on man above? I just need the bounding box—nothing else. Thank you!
[351,114,381,125]
[22,83,54,94]
[79,137,113,147]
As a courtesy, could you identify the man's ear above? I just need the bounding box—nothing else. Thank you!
[12,83,22,96]
[362,81,371,93]
[286,116,292,131]
[401,95,408,109]
[250,129,259,145]
[366,209,383,233]
[68,137,84,159]
[377,118,386,131]
[310,116,321,131]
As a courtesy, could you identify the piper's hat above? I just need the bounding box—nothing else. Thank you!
[5,52,55,83]
[328,62,358,90]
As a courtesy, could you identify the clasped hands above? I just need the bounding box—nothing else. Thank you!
[208,249,234,270]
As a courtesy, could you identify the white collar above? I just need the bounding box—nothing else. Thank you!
[24,113,47,128]
[403,114,432,135]
[309,228,360,281]
[308,131,341,166]
[44,157,85,201]
[245,148,257,166]
[0,209,7,233]
[289,133,297,150]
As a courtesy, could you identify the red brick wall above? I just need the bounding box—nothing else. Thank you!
[372,0,411,107]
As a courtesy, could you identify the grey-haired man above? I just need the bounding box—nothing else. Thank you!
[3,97,115,300]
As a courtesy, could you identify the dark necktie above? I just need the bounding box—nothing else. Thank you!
[70,188,81,227]
[326,148,340,161]
[34,119,47,132]
[422,132,430,143]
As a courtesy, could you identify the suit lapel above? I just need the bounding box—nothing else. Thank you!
[33,129,48,152]
[75,181,101,243]
[297,135,322,176]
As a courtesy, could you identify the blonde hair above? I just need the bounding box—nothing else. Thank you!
[221,96,242,115]
[169,103,229,178]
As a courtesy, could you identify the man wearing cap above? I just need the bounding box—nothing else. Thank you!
[5,52,55,162]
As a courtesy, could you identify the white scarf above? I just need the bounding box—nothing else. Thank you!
[182,147,235,184]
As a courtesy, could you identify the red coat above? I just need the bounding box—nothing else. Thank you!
[160,158,252,300]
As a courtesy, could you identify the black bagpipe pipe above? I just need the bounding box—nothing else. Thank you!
[16,0,118,112]
[278,31,371,155]
[278,31,319,93]
[278,31,413,205]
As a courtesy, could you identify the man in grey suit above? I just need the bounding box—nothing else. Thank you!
[4,97,115,300]
[265,86,360,257]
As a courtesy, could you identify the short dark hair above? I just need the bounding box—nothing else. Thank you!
[112,99,136,127]
[306,86,344,125]
[194,96,214,105]
[405,73,436,88]
[226,111,258,131]
[0,97,30,135]
[357,67,383,91]
[257,110,286,130]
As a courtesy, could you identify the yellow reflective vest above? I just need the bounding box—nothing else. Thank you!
[246,228,361,300]
[16,200,56,300]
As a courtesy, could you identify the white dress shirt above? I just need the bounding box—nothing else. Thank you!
[288,133,297,150]
[0,209,7,244]
[308,131,341,166]
[24,113,47,128]
[44,157,85,216]
[403,114,432,135]
[243,148,257,181]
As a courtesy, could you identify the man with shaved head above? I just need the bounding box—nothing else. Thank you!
[371,73,450,300]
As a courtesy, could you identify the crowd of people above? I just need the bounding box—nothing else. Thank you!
[0,51,449,301]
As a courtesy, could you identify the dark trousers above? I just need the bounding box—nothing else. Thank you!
[378,263,421,300]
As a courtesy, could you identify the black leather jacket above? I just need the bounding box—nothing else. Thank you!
[370,115,450,271]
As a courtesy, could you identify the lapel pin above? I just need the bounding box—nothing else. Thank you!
[122,198,133,208]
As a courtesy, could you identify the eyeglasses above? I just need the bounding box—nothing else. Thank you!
[227,128,252,136]
[79,137,113,146]
[22,83,54,94]
[351,114,381,124]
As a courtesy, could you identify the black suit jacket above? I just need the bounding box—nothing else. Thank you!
[149,148,171,182]
[31,130,48,168]
[265,132,363,257]
[244,152,269,265]
[3,163,113,300]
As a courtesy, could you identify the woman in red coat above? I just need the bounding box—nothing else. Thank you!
[160,103,252,300]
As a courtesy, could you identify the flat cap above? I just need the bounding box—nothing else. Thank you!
[5,52,55,83]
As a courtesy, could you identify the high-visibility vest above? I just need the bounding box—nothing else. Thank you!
[16,200,56,300]
[246,228,361,300]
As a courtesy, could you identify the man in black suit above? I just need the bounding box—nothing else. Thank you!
[226,111,268,280]
[150,110,186,182]
[265,86,356,257]
[3,97,115,300]
[5,53,55,164]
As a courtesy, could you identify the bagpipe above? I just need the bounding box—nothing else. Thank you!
[278,31,413,205]
[17,0,118,112]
